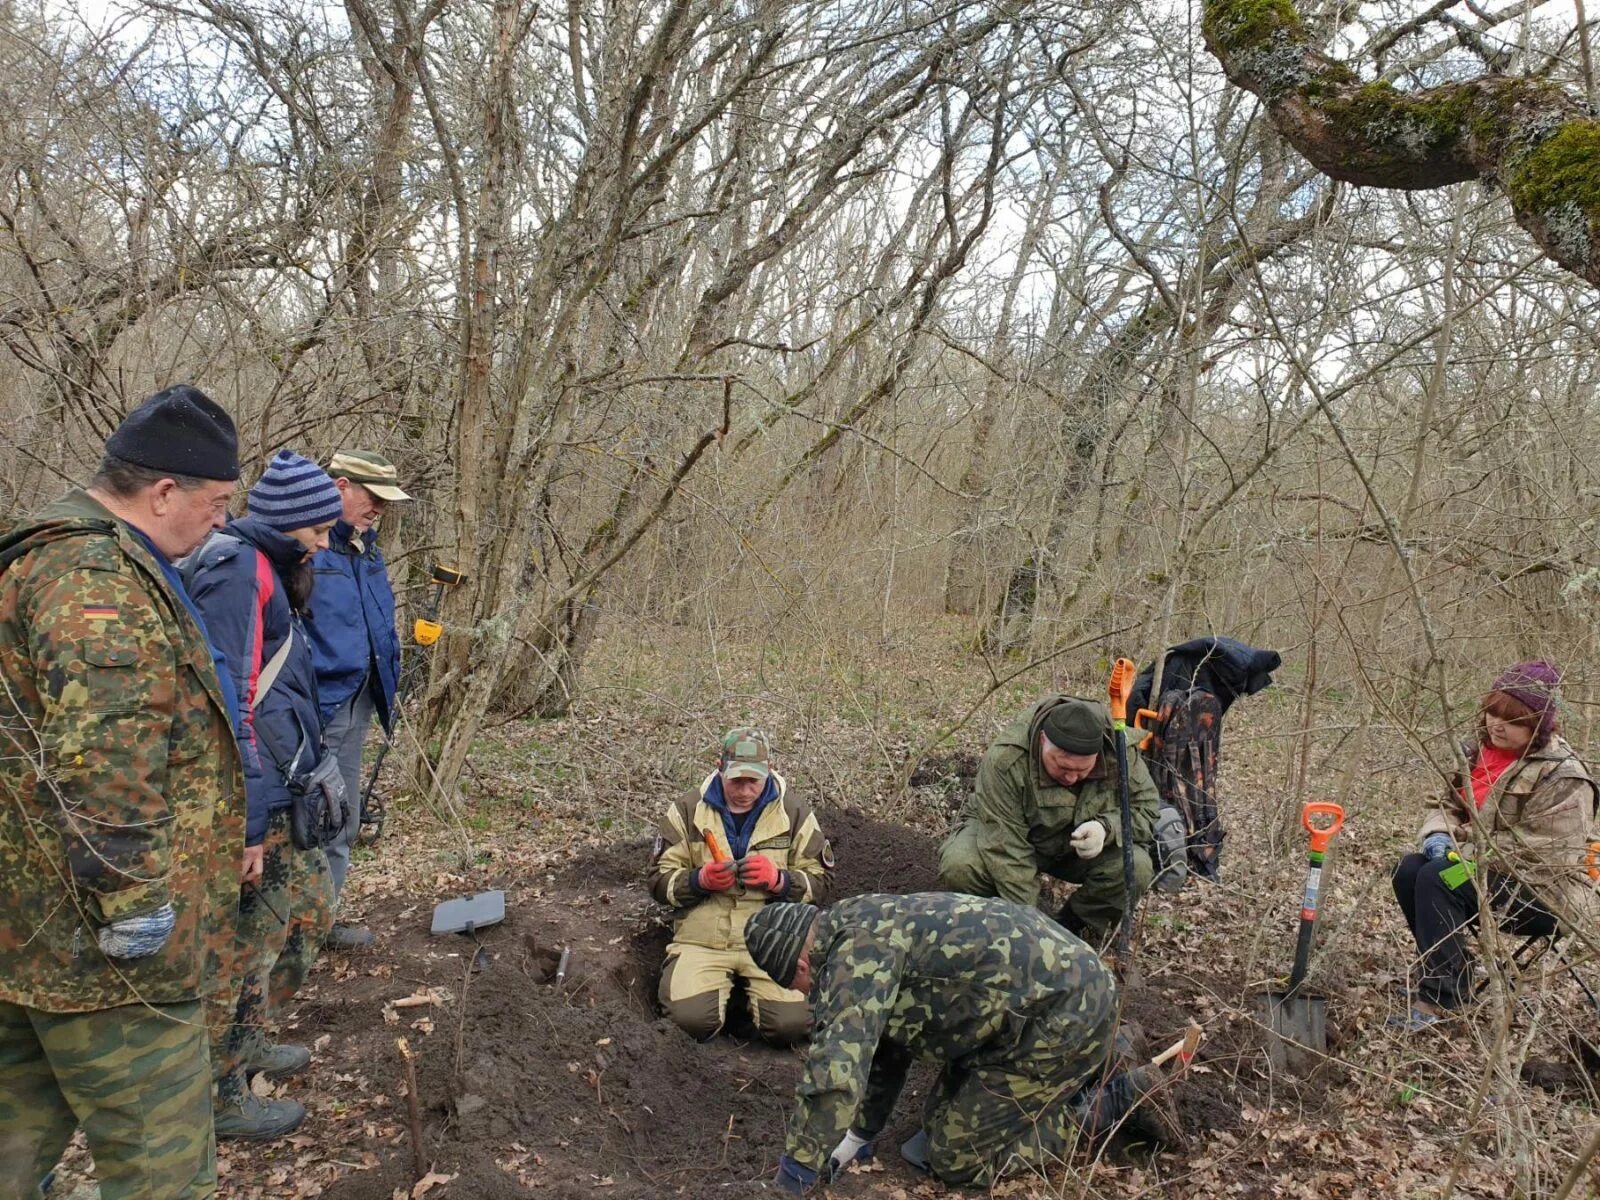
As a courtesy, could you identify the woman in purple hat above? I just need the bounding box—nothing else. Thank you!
[1391,662,1599,1028]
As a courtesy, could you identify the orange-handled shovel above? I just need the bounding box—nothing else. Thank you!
[1108,659,1139,973]
[1258,802,1345,1074]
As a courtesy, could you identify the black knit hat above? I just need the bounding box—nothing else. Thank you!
[106,385,239,481]
[745,903,820,990]
[1040,699,1108,755]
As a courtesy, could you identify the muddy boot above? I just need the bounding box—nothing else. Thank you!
[1068,1065,1186,1147]
[214,1091,307,1141]
[324,921,374,950]
[900,1129,932,1173]
[244,1031,312,1081]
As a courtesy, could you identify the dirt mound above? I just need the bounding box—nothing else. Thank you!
[320,808,947,1199]
[313,809,1230,1199]
[823,806,943,897]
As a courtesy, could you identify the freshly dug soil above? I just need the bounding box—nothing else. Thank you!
[307,806,1241,1198]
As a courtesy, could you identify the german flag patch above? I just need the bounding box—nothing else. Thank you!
[82,605,118,621]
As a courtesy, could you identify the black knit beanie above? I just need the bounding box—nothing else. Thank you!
[745,903,820,990]
[1039,699,1108,755]
[106,385,240,481]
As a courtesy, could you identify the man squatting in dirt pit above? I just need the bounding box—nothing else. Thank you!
[649,727,834,1043]
[746,893,1184,1193]
[0,387,246,1200]
[937,695,1161,945]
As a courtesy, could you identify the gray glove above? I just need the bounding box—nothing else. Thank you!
[97,903,176,959]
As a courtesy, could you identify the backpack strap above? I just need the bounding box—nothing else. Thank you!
[254,629,294,712]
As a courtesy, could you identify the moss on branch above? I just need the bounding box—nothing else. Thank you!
[1201,0,1600,282]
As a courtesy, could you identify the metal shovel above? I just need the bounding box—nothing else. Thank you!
[1258,802,1344,1074]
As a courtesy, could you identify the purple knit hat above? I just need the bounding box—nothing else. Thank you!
[1490,661,1562,738]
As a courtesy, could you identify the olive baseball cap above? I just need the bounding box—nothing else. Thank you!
[327,449,412,502]
[719,727,772,782]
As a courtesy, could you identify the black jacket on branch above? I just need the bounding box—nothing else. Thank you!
[1128,636,1281,717]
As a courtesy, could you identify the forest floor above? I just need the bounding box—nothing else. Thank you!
[50,617,1600,1198]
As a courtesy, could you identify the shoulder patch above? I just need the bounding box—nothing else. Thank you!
[651,833,666,863]
[821,839,835,870]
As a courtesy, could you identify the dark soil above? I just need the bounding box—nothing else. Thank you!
[296,806,1242,1198]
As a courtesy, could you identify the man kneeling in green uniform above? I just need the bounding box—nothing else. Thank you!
[938,695,1159,944]
[748,894,1181,1193]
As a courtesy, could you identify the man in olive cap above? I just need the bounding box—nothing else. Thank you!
[0,385,246,1198]
[745,893,1183,1194]
[937,695,1160,943]
[649,727,833,1043]
[305,450,411,948]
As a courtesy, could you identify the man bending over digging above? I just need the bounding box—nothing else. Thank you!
[747,892,1184,1193]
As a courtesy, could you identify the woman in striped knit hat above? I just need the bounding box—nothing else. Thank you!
[183,450,345,1140]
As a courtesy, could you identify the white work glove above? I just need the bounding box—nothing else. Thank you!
[1070,820,1108,859]
[828,1129,875,1179]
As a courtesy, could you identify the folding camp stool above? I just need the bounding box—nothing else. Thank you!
[1478,930,1600,1018]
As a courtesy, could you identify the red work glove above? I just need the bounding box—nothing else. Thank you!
[738,854,787,895]
[694,860,737,893]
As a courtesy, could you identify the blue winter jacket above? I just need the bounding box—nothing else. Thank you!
[184,517,327,846]
[304,521,399,732]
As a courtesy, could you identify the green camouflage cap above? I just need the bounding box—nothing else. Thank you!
[328,449,411,501]
[719,726,772,782]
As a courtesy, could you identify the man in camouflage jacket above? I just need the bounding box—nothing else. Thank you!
[747,892,1175,1192]
[650,727,832,1043]
[0,387,245,1200]
[938,695,1160,942]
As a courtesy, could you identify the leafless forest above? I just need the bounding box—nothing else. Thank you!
[10,0,1600,1195]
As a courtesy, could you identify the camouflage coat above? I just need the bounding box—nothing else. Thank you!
[1420,736,1600,926]
[650,772,832,951]
[956,695,1160,907]
[785,892,1117,1172]
[0,489,245,1012]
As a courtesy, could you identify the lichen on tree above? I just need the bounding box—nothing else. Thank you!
[1202,0,1600,284]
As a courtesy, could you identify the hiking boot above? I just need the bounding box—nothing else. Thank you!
[899,1129,932,1173]
[214,1092,307,1141]
[1068,1065,1186,1146]
[324,922,374,950]
[245,1039,312,1080]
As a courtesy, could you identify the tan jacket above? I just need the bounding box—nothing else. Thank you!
[650,773,832,952]
[1421,736,1599,926]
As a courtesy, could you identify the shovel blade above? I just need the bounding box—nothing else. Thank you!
[1257,990,1326,1075]
[430,890,506,936]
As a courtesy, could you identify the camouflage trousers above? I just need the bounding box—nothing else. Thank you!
[938,822,1154,943]
[212,810,333,1100]
[0,999,214,1200]
[921,985,1117,1187]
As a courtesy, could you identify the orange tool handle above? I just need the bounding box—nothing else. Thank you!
[1129,706,1160,749]
[702,829,730,863]
[1301,802,1346,855]
[1108,657,1135,723]
[1587,841,1600,882]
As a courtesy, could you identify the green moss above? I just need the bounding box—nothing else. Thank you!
[1201,0,1305,53]
[1313,82,1475,159]
[1506,120,1600,214]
